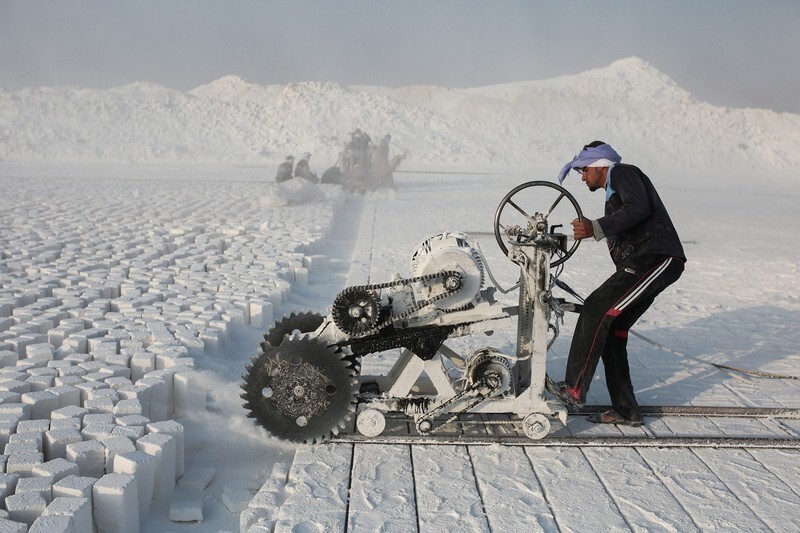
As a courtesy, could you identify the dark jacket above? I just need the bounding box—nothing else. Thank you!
[597,163,685,267]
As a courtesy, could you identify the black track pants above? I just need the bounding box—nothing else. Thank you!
[563,255,684,419]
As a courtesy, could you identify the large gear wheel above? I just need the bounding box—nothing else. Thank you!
[263,311,325,347]
[332,287,380,335]
[241,335,358,443]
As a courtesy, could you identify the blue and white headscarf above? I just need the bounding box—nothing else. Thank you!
[557,143,622,184]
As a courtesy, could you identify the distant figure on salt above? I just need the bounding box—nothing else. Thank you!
[370,134,407,189]
[371,134,394,189]
[275,155,294,183]
[294,152,319,183]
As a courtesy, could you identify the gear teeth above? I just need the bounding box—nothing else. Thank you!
[263,311,325,347]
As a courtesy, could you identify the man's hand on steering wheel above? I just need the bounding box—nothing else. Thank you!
[571,218,594,240]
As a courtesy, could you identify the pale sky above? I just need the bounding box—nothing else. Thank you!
[1,0,798,113]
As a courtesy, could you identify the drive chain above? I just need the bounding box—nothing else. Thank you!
[337,270,463,337]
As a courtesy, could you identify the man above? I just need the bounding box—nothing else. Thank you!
[275,155,294,183]
[548,141,686,426]
[294,152,319,183]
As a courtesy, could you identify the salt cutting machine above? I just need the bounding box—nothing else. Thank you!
[241,181,584,442]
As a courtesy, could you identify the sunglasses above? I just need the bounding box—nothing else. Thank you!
[573,167,587,175]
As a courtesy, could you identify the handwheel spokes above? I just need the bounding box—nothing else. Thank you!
[544,191,566,220]
[507,198,531,220]
[493,181,583,268]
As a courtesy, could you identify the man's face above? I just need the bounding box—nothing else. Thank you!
[578,166,606,192]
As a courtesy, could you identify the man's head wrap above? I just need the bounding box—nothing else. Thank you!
[557,143,622,184]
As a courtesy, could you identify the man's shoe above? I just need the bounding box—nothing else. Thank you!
[545,375,584,409]
[586,409,643,427]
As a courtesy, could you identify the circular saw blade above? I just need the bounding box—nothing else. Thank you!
[241,334,358,443]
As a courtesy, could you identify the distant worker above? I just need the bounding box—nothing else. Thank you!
[548,141,686,427]
[371,134,395,189]
[276,155,294,183]
[294,152,319,183]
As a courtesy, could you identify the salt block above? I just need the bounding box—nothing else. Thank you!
[65,440,106,478]
[41,496,92,533]
[136,378,169,422]
[5,452,44,476]
[44,429,83,461]
[52,475,95,502]
[0,351,19,367]
[21,391,59,420]
[92,473,139,533]
[51,405,88,422]
[173,372,206,415]
[221,484,254,513]
[3,443,31,457]
[129,354,155,383]
[31,458,80,484]
[15,475,54,504]
[47,386,81,409]
[28,514,73,533]
[169,500,203,523]
[0,472,20,500]
[112,450,156,515]
[15,419,49,434]
[80,424,116,441]
[49,418,81,431]
[248,300,273,328]
[82,413,114,427]
[146,420,184,476]
[112,399,142,417]
[5,492,48,527]
[0,381,29,395]
[0,421,16,449]
[111,425,145,440]
[115,414,149,427]
[135,432,175,499]
[0,517,26,532]
[100,436,135,473]
[177,467,215,491]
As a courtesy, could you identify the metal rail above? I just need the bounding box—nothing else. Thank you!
[572,405,800,418]
[328,433,800,449]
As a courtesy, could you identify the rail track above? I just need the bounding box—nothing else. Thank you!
[328,405,800,448]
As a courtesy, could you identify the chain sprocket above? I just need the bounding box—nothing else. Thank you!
[331,287,380,335]
[241,335,358,443]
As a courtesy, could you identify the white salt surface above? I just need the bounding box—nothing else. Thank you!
[0,61,799,531]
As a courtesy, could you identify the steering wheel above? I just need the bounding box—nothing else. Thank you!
[493,181,584,268]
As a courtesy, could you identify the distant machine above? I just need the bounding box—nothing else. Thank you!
[322,130,406,191]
